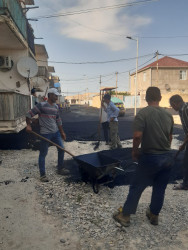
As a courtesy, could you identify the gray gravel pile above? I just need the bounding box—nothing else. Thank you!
[0,141,188,250]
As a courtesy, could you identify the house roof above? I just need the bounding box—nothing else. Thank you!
[131,56,188,76]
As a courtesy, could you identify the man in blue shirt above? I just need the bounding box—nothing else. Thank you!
[102,94,122,149]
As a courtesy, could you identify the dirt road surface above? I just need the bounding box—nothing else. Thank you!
[0,166,80,250]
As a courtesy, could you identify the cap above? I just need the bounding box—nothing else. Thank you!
[47,88,60,96]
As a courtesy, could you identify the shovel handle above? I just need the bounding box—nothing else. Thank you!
[30,130,75,157]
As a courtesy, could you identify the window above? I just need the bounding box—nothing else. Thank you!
[180,70,187,80]
[143,72,146,82]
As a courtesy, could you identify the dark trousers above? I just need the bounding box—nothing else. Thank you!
[123,152,172,216]
[183,145,188,187]
[39,131,64,177]
[102,122,109,143]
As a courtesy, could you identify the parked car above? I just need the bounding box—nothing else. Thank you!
[111,97,126,116]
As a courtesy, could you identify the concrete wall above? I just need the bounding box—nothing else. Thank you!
[137,90,188,109]
[152,68,188,93]
[130,68,188,96]
[130,68,152,96]
[92,94,125,108]
[130,67,188,108]
[0,49,30,95]
[92,95,100,108]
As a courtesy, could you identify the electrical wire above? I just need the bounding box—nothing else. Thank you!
[64,18,127,38]
[138,35,188,39]
[158,52,188,57]
[60,52,188,87]
[60,54,157,86]
[38,53,154,65]
[61,89,86,94]
[35,0,159,19]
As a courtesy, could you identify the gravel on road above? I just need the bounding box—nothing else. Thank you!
[0,138,188,250]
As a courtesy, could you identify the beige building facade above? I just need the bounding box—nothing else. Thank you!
[130,56,188,107]
[0,1,56,133]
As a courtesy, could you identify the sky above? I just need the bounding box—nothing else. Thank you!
[28,0,188,96]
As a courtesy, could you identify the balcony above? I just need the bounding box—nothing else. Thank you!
[0,91,31,133]
[0,0,35,54]
[37,66,49,79]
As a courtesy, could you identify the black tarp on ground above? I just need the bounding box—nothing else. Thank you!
[64,148,184,190]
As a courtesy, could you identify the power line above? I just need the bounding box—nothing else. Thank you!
[35,0,159,19]
[158,52,188,57]
[138,35,188,39]
[64,18,127,38]
[61,89,86,94]
[60,72,116,82]
[61,54,157,86]
[39,53,154,65]
[61,53,188,86]
[121,55,157,74]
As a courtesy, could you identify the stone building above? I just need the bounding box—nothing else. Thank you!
[130,56,188,107]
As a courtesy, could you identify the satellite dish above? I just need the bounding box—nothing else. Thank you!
[32,77,45,88]
[17,57,38,78]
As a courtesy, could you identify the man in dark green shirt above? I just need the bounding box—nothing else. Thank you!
[113,87,174,227]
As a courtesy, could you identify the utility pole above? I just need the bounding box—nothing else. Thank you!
[156,50,159,85]
[86,75,89,104]
[99,75,102,101]
[128,71,131,91]
[126,36,139,116]
[116,72,118,97]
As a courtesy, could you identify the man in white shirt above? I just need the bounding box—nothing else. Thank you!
[100,103,109,144]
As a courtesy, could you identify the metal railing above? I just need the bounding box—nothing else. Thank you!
[0,0,35,54]
[27,21,35,55]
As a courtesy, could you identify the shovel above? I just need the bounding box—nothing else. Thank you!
[30,130,75,157]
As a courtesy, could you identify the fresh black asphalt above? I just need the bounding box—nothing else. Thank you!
[61,105,184,142]
[0,105,184,149]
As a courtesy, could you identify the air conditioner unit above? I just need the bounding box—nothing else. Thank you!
[0,56,12,69]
